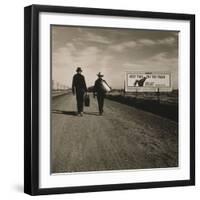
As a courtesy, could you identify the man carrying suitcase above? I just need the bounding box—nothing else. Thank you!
[93,72,110,115]
[72,67,87,116]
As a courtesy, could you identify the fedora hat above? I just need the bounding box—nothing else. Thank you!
[76,67,82,72]
[97,72,104,77]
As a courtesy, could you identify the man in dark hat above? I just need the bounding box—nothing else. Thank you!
[93,72,110,115]
[72,67,87,116]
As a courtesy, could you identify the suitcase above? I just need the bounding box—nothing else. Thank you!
[84,94,90,107]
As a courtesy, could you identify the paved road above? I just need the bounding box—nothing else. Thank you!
[51,93,178,173]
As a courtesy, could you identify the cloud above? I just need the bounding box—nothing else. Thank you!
[150,52,177,64]
[72,32,112,45]
[85,32,112,44]
[107,36,177,53]
[109,41,137,52]
[124,51,177,69]
[138,37,176,47]
[74,46,101,65]
[138,39,156,46]
[157,37,176,45]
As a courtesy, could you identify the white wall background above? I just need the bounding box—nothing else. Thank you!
[0,0,199,199]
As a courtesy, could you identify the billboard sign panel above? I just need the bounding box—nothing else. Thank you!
[125,72,172,92]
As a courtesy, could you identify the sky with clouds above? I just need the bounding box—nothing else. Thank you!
[52,25,178,89]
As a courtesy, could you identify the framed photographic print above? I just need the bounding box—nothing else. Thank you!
[24,4,195,195]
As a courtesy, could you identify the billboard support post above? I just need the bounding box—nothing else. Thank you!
[157,87,160,103]
[135,86,138,99]
[123,80,126,96]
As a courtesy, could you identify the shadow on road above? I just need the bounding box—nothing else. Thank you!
[52,110,100,116]
[83,112,100,116]
[52,110,77,116]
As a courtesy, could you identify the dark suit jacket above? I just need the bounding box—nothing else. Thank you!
[72,74,87,94]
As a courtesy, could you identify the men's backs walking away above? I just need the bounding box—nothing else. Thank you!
[72,67,87,116]
[93,72,111,115]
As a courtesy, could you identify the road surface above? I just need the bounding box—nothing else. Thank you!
[51,93,178,173]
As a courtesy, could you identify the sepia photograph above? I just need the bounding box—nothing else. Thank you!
[51,25,179,174]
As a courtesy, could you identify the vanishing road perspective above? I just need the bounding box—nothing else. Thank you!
[51,93,178,173]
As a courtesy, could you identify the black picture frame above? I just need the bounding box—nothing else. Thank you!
[24,4,195,196]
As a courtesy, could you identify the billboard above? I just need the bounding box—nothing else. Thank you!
[125,72,172,92]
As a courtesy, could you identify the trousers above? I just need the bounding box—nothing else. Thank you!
[76,91,84,113]
[97,93,105,113]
